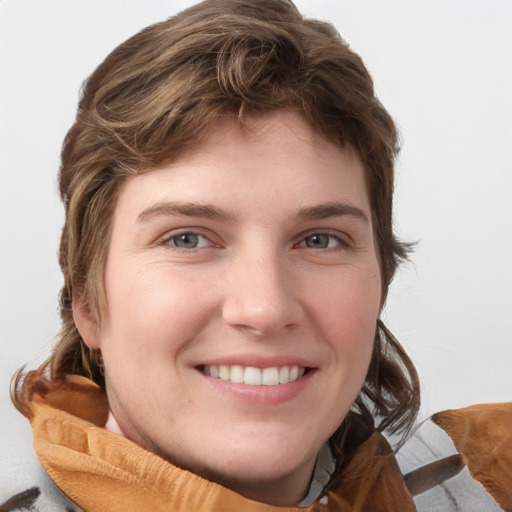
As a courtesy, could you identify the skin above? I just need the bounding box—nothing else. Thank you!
[74,111,382,506]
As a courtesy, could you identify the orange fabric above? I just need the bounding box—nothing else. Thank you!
[433,403,512,512]
[23,373,416,511]
[326,432,416,512]
[21,372,512,511]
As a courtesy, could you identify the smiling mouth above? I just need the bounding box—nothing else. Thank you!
[201,365,309,385]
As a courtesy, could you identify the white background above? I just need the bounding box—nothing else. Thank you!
[1,0,511,446]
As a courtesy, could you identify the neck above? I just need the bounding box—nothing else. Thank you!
[204,458,317,507]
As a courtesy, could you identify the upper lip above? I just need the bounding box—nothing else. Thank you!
[196,354,316,369]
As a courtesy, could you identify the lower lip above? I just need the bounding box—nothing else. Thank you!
[198,369,315,406]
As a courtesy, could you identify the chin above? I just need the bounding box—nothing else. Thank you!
[200,435,317,482]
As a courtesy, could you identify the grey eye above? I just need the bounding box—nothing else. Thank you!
[171,233,200,249]
[304,234,331,248]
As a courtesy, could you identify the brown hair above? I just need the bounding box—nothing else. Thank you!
[16,0,419,444]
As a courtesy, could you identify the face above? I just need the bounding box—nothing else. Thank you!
[77,111,381,505]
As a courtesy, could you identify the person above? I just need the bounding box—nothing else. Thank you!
[3,1,511,511]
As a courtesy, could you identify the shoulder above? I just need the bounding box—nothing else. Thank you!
[0,408,82,512]
[395,402,512,512]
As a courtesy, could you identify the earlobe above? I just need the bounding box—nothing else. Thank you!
[72,294,101,349]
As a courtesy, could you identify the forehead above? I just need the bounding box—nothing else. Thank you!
[116,111,371,222]
[175,111,358,175]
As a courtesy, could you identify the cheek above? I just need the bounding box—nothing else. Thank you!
[311,266,381,335]
[101,264,216,356]
[308,265,381,377]
[99,267,203,406]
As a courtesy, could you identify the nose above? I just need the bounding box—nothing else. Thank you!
[222,249,303,336]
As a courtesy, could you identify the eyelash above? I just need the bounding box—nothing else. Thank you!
[160,231,214,251]
[158,229,351,252]
[295,232,350,251]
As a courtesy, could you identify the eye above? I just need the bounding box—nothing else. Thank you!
[167,232,211,249]
[299,233,346,249]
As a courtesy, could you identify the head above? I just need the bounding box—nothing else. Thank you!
[37,0,418,503]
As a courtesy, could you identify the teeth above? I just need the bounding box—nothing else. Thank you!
[219,365,229,381]
[230,365,244,384]
[262,367,279,386]
[203,365,307,385]
[244,367,262,385]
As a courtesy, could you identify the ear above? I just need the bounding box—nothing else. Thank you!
[72,293,101,350]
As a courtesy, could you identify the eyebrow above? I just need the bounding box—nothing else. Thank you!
[137,200,369,224]
[137,202,237,222]
[297,202,369,223]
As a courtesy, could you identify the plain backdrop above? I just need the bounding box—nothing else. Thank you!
[1,0,511,451]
